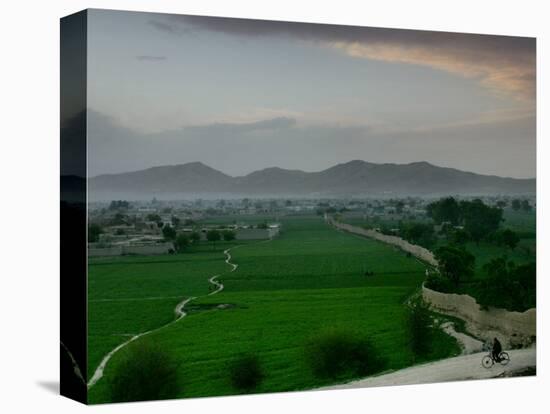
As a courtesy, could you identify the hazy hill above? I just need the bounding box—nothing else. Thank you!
[88,160,535,200]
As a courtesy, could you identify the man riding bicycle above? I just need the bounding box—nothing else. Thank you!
[492,337,502,362]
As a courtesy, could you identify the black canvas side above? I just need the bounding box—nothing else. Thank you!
[60,9,88,404]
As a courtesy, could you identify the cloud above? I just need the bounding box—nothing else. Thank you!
[148,15,535,101]
[148,19,180,35]
[86,107,534,179]
[136,55,167,61]
[183,117,297,136]
[328,38,535,101]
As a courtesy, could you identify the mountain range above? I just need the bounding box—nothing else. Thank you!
[88,160,535,200]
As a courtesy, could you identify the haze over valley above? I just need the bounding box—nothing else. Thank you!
[88,160,535,201]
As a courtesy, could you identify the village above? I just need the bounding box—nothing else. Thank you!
[87,195,535,257]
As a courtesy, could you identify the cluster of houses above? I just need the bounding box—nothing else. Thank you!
[88,200,282,257]
[87,194,534,258]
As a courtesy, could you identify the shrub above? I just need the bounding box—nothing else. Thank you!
[407,300,433,361]
[206,229,221,247]
[162,225,177,241]
[88,223,103,243]
[424,272,454,293]
[492,229,520,250]
[108,341,180,403]
[222,230,236,241]
[478,257,536,311]
[175,234,190,252]
[228,353,264,392]
[304,328,385,380]
[399,222,436,248]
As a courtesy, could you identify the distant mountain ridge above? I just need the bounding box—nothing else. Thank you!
[88,160,535,200]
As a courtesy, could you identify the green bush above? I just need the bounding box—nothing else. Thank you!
[478,257,536,311]
[407,300,433,361]
[305,329,386,380]
[108,341,180,403]
[229,354,264,392]
[424,272,453,293]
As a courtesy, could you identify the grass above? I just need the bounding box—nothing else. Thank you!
[344,209,536,310]
[502,210,536,236]
[198,214,280,225]
[88,216,459,403]
[87,244,238,380]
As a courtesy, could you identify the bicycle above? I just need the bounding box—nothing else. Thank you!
[482,351,510,368]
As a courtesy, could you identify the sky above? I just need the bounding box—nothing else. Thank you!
[85,9,536,178]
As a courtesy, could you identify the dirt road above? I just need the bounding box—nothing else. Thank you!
[319,347,536,390]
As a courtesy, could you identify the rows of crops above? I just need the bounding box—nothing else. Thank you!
[88,216,458,402]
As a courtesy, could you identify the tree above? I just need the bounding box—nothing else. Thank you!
[399,222,435,248]
[222,230,236,241]
[206,229,221,248]
[171,216,181,228]
[511,199,522,211]
[88,223,103,243]
[108,341,179,402]
[111,212,127,226]
[109,200,130,210]
[521,199,532,212]
[496,200,507,209]
[162,225,177,241]
[459,199,503,243]
[479,257,536,311]
[451,229,470,245]
[228,354,264,392]
[434,245,475,286]
[494,229,520,249]
[175,234,189,252]
[426,197,460,225]
[304,329,386,379]
[146,213,162,223]
[190,231,201,244]
[395,200,405,215]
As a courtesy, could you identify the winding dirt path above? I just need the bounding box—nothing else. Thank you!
[318,347,536,390]
[87,247,238,388]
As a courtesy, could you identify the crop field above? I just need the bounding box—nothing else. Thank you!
[198,213,281,225]
[88,216,459,403]
[341,214,432,229]
[342,210,536,304]
[502,210,536,236]
[87,245,238,381]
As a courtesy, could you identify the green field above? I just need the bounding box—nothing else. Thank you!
[88,216,459,403]
[502,209,536,237]
[88,245,236,381]
[342,210,536,308]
